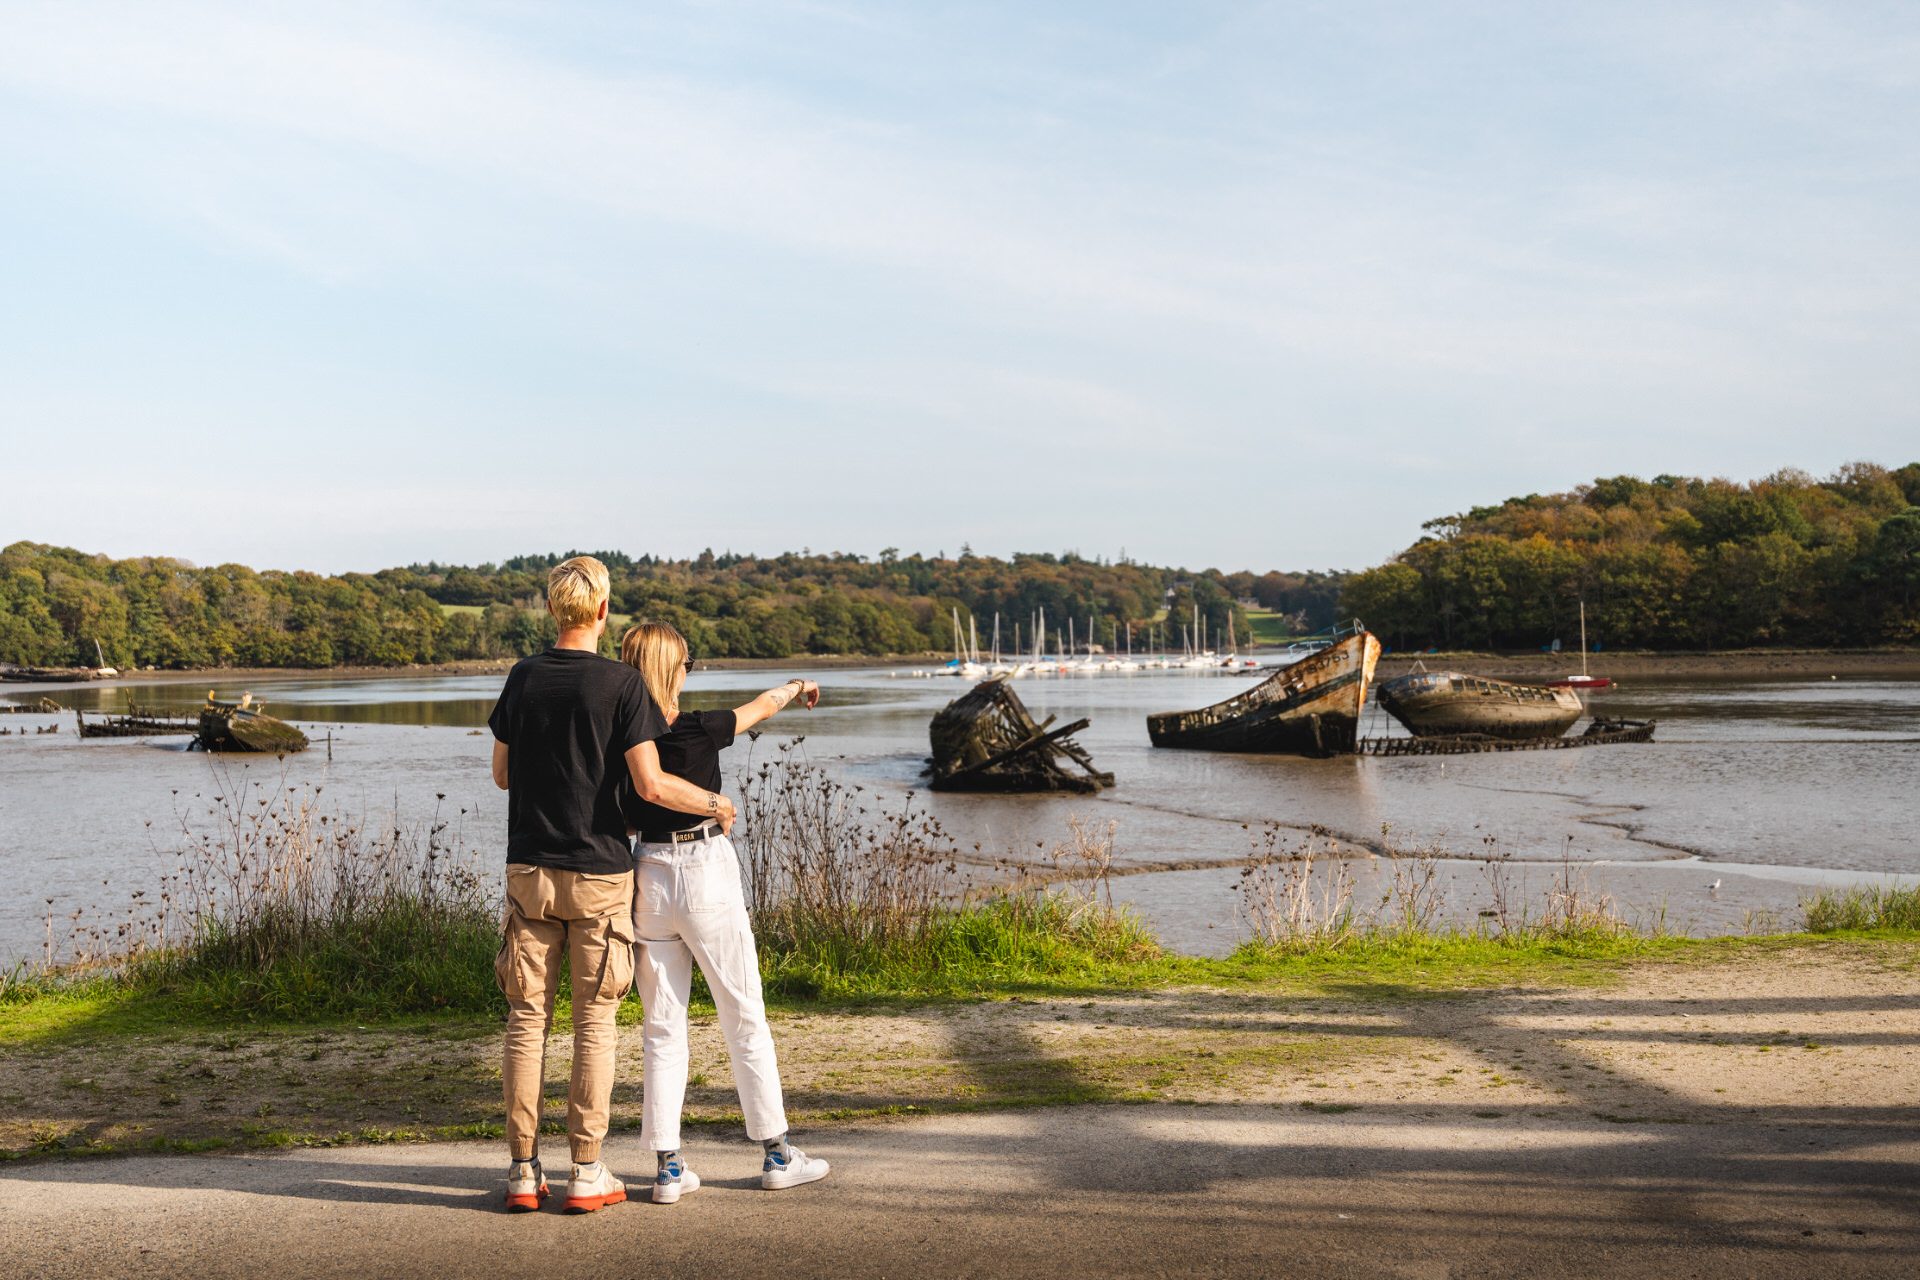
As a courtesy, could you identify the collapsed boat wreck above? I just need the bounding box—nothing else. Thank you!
[76,706,202,739]
[1375,670,1584,740]
[197,693,310,753]
[0,698,63,715]
[1147,623,1381,756]
[0,665,117,683]
[1359,717,1656,755]
[928,675,1113,793]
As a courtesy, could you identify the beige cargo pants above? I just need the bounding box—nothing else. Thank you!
[496,865,636,1165]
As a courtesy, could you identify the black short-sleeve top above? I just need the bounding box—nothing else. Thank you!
[619,709,738,837]
[487,648,668,874]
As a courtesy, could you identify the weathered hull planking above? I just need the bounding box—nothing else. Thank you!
[1147,629,1381,756]
[1375,671,1584,740]
[197,698,310,753]
[929,675,1112,793]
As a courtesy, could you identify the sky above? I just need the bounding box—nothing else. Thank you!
[2,1,1916,575]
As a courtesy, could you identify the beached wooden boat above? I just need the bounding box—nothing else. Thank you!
[197,693,309,753]
[0,665,116,683]
[928,676,1113,793]
[0,697,63,715]
[1147,625,1381,756]
[1358,717,1655,755]
[1374,670,1583,740]
[76,706,201,739]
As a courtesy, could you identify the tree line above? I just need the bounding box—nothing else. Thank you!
[1341,463,1920,651]
[0,542,1347,670]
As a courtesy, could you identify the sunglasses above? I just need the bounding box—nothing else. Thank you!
[682,656,696,674]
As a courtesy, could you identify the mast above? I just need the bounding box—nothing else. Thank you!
[1579,600,1589,678]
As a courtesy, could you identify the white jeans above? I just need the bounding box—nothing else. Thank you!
[633,833,789,1150]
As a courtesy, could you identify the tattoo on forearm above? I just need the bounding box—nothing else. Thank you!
[766,685,794,710]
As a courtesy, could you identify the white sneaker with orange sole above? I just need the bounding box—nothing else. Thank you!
[563,1161,627,1213]
[505,1158,548,1213]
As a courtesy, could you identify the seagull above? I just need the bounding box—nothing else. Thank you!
[1708,879,1722,894]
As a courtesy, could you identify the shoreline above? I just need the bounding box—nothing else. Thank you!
[6,647,1918,693]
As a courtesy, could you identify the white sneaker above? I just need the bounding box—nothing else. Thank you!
[652,1157,702,1204]
[761,1144,829,1190]
[504,1157,548,1213]
[563,1160,627,1213]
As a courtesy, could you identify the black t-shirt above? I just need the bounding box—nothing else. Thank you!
[619,709,737,837]
[488,648,667,873]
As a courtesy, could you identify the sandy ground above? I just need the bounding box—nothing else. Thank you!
[5,945,1916,1159]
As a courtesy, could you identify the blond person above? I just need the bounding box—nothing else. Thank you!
[617,622,830,1202]
[487,559,733,1214]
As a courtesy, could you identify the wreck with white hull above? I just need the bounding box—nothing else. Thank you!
[1374,670,1583,740]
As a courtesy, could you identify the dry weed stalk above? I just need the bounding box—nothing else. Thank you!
[1376,822,1444,934]
[1237,823,1356,947]
[734,739,957,944]
[1049,814,1119,910]
[1538,838,1626,936]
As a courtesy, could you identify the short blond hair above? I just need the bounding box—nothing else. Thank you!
[620,621,688,720]
[546,556,610,628]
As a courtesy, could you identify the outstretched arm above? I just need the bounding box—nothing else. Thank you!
[625,739,737,833]
[733,678,819,735]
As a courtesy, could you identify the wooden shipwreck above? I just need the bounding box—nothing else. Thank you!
[0,697,63,715]
[1359,717,1656,756]
[197,692,309,754]
[1147,624,1381,756]
[928,676,1113,793]
[1374,670,1584,740]
[1,665,117,683]
[76,706,202,739]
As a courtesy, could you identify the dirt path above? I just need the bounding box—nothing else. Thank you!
[3,1102,1916,1279]
[5,944,1915,1159]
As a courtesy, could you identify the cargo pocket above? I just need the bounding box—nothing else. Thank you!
[600,912,637,1001]
[494,913,519,999]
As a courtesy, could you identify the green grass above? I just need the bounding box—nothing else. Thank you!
[757,894,1167,1002]
[8,887,1917,1048]
[1244,609,1297,646]
[1802,884,1920,933]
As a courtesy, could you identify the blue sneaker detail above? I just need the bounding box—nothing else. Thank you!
[651,1161,700,1204]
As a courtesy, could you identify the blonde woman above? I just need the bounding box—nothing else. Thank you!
[617,621,830,1203]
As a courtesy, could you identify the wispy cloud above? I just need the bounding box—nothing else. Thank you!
[1,1,1915,569]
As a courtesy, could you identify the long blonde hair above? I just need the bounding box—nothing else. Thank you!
[620,621,689,721]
